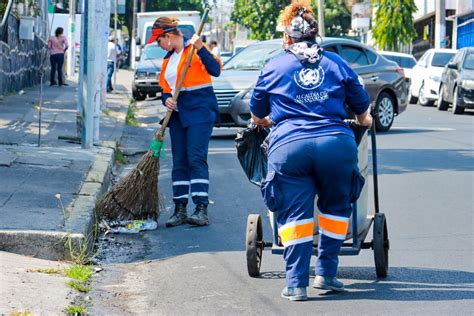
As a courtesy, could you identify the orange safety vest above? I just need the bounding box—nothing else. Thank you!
[159,43,222,94]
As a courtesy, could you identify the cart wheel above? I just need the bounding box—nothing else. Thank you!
[373,213,389,278]
[246,214,263,277]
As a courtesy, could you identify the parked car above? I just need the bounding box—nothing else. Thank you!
[220,51,233,64]
[378,51,416,87]
[132,43,166,100]
[212,38,408,131]
[438,47,474,114]
[409,48,457,106]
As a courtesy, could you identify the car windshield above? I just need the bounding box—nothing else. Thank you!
[431,52,455,67]
[143,44,167,60]
[223,43,283,70]
[463,53,474,70]
[400,57,416,68]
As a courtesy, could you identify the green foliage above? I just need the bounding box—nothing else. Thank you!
[231,0,353,40]
[126,103,140,126]
[64,264,93,282]
[67,280,92,293]
[65,304,87,316]
[372,0,417,51]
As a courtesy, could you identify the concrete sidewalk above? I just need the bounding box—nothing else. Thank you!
[0,70,134,313]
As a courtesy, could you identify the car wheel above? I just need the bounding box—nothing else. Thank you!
[374,92,395,132]
[408,86,418,104]
[418,83,434,106]
[437,84,449,111]
[132,87,146,101]
[452,86,465,115]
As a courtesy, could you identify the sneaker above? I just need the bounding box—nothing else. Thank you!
[313,275,345,292]
[281,287,307,301]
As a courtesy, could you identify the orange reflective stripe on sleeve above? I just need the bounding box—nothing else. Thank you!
[318,213,349,240]
[279,219,314,247]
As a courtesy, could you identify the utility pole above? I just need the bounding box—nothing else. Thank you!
[317,0,325,37]
[113,0,118,93]
[435,0,446,48]
[79,0,110,148]
[131,0,138,69]
[140,0,146,12]
[67,0,76,76]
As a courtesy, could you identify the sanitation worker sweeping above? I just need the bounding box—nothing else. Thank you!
[97,8,221,224]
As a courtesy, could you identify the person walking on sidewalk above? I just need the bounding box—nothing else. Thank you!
[48,27,68,86]
[148,17,222,227]
[249,0,373,301]
[107,36,122,93]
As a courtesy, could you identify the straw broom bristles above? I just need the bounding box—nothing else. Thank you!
[97,150,161,220]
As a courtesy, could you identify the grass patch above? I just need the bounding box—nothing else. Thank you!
[27,267,61,274]
[67,280,92,293]
[65,304,87,316]
[126,102,140,126]
[64,265,92,282]
[115,147,128,164]
[9,311,34,316]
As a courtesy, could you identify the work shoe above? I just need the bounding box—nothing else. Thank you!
[165,203,187,227]
[281,287,307,301]
[313,275,345,292]
[187,204,209,226]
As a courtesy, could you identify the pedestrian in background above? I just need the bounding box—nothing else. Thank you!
[210,40,221,58]
[249,0,373,301]
[107,36,122,93]
[48,27,68,86]
[148,16,222,227]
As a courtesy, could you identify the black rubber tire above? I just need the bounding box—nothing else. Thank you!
[408,86,418,104]
[246,214,263,277]
[132,87,146,101]
[418,83,434,106]
[452,86,465,115]
[374,92,395,132]
[437,84,449,111]
[373,213,389,278]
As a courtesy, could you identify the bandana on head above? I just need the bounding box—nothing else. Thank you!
[285,15,312,39]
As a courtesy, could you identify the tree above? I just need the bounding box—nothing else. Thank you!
[231,0,354,41]
[372,0,417,51]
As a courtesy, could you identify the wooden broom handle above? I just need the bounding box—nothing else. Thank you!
[155,8,210,140]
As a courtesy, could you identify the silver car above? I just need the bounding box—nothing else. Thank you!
[212,38,408,131]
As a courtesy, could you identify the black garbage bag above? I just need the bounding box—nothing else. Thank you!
[235,123,269,186]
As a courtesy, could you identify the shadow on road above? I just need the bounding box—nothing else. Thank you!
[372,148,473,174]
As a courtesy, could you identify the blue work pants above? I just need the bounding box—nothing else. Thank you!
[262,134,363,288]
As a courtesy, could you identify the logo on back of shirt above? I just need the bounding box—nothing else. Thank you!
[294,66,325,90]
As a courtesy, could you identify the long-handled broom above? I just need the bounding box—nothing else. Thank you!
[97,8,210,221]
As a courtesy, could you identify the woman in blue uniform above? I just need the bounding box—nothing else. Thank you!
[148,17,222,227]
[249,0,373,301]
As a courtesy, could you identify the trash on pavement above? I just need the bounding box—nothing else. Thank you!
[100,219,158,234]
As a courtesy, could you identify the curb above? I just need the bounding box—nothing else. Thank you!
[0,141,116,261]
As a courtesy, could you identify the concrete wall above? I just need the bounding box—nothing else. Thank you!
[0,15,49,96]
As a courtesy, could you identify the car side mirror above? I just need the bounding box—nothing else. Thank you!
[447,62,457,69]
[135,37,141,46]
[135,56,140,62]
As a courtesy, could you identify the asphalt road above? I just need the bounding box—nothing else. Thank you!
[91,100,473,315]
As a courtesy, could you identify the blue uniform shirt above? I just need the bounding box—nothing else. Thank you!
[249,51,370,155]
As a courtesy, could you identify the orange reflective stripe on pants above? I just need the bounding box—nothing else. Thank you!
[318,212,349,240]
[279,218,314,247]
